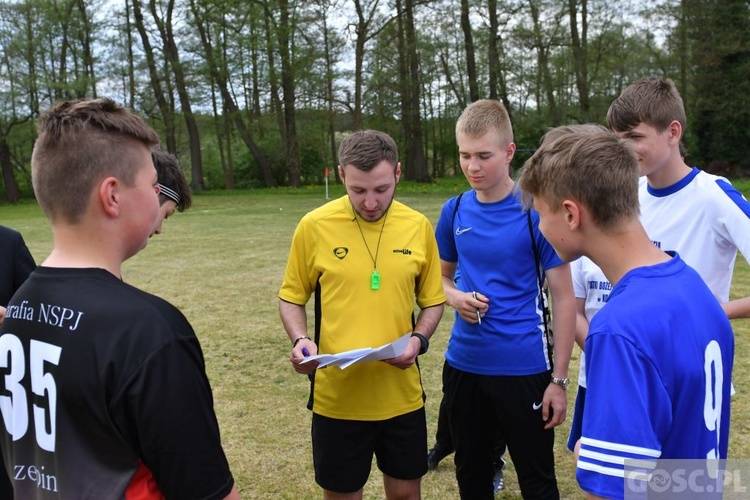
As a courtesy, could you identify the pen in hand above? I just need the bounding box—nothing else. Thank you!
[471,291,482,325]
[302,347,309,357]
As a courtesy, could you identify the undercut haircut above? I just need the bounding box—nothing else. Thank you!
[152,149,192,212]
[518,124,640,230]
[456,99,514,145]
[338,130,398,172]
[606,77,686,134]
[32,98,160,223]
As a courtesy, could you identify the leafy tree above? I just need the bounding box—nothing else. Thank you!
[685,0,750,174]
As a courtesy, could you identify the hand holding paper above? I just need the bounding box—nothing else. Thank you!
[299,333,412,370]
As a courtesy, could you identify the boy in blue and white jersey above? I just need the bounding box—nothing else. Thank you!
[519,125,734,500]
[608,77,750,319]
[567,78,750,454]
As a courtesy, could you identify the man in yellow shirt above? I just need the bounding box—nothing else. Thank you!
[279,130,445,499]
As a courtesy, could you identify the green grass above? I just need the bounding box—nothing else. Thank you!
[1,181,748,499]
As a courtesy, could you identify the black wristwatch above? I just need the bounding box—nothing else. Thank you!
[411,332,429,355]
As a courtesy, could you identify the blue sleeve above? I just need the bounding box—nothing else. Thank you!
[712,179,750,261]
[435,196,459,262]
[576,332,669,499]
[715,179,750,218]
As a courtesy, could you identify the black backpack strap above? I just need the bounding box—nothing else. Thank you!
[451,192,464,230]
[527,210,554,368]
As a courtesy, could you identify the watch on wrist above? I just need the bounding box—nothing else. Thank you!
[550,375,570,390]
[411,332,429,355]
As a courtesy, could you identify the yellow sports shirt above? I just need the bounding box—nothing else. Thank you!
[279,196,445,420]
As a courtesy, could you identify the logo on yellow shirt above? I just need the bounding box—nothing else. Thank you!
[333,247,349,259]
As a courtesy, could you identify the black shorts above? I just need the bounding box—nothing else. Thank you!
[443,362,558,499]
[311,407,428,493]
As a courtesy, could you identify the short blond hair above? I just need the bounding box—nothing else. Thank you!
[456,99,513,145]
[518,124,639,230]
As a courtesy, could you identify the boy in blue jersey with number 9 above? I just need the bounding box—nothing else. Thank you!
[518,125,734,500]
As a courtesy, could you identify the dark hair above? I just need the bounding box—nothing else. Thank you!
[607,77,686,134]
[152,149,192,212]
[338,130,398,172]
[32,98,159,223]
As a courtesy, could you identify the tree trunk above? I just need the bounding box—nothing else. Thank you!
[440,51,465,109]
[353,3,367,130]
[76,0,96,97]
[224,112,235,189]
[568,0,590,121]
[189,0,276,187]
[22,4,39,113]
[250,25,262,120]
[262,5,286,144]
[322,11,339,182]
[352,0,378,130]
[395,0,412,174]
[404,0,428,181]
[487,0,512,119]
[0,138,20,203]
[124,0,136,108]
[488,0,499,101]
[529,0,560,125]
[678,0,689,111]
[461,0,479,102]
[277,0,301,187]
[152,0,206,191]
[352,0,387,131]
[131,0,176,153]
[210,82,226,188]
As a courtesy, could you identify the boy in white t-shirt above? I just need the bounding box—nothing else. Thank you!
[608,77,750,318]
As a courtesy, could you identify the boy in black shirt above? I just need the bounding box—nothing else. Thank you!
[0,99,239,499]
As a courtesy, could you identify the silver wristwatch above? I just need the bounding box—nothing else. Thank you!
[550,375,570,390]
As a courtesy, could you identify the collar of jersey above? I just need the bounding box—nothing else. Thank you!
[646,167,699,197]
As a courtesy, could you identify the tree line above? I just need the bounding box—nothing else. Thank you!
[0,0,748,201]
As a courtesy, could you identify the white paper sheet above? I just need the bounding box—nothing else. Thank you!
[299,332,412,370]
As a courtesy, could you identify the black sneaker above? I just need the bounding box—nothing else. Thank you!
[492,457,507,492]
[427,447,450,471]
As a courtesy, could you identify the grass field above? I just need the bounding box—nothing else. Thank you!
[1,179,748,499]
